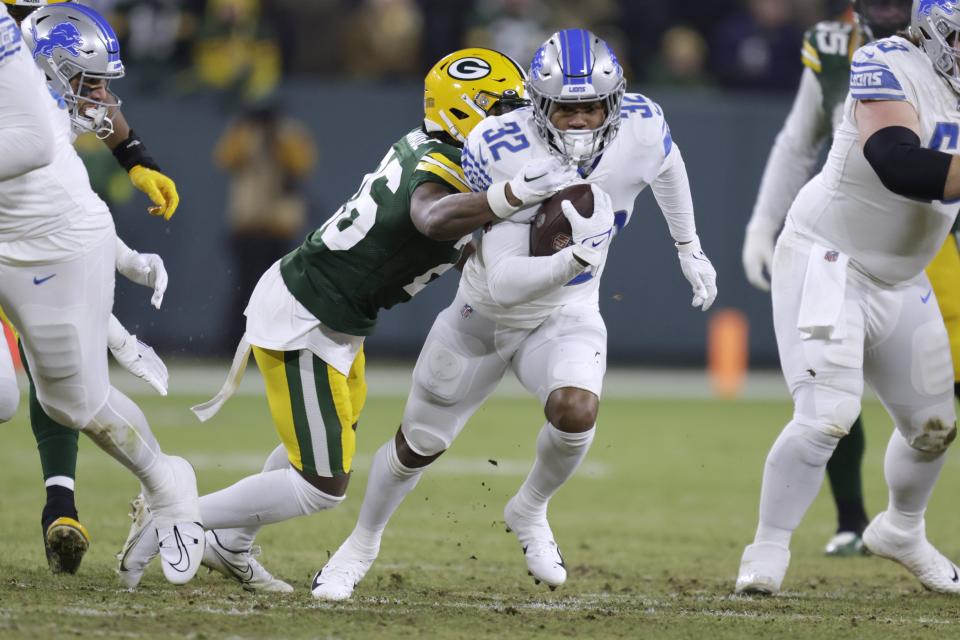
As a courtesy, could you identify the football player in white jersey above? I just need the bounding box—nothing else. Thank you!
[0,3,205,585]
[736,0,960,595]
[311,29,718,600]
[0,0,177,576]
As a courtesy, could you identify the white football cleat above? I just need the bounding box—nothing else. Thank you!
[311,540,377,601]
[203,530,293,593]
[116,494,158,589]
[735,541,790,595]
[503,496,566,590]
[862,511,960,594]
[144,455,205,585]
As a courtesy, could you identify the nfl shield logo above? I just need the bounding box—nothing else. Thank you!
[824,250,839,263]
[461,304,473,319]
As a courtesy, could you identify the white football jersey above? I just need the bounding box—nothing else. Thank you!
[788,36,960,285]
[460,96,683,327]
[0,20,111,266]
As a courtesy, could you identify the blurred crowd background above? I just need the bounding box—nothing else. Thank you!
[85,0,851,100]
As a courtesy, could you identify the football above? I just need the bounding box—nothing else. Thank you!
[529,184,594,257]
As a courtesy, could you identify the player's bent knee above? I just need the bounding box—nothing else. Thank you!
[545,387,599,433]
[903,401,957,453]
[412,342,473,407]
[395,428,444,468]
[293,466,350,501]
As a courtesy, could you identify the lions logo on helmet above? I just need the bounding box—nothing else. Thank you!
[21,2,124,138]
[424,48,528,144]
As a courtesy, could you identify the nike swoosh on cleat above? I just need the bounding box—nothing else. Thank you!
[33,274,56,285]
[922,289,933,304]
[311,571,323,590]
[951,565,958,583]
[524,173,548,183]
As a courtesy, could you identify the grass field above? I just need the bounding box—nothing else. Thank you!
[1,369,959,639]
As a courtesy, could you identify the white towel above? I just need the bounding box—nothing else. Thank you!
[797,244,849,340]
[191,337,251,422]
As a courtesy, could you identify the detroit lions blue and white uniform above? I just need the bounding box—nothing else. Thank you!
[737,30,960,595]
[772,36,957,451]
[400,98,699,456]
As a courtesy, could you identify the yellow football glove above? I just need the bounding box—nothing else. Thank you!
[128,165,180,220]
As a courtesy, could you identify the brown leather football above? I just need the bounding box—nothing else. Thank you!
[529,184,593,257]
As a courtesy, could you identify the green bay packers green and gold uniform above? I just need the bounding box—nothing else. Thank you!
[199,128,473,478]
[281,129,469,337]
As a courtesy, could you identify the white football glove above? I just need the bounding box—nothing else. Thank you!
[116,246,168,309]
[742,221,778,292]
[561,184,615,268]
[677,236,718,311]
[107,316,169,395]
[487,156,578,219]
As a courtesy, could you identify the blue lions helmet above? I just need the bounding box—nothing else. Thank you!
[912,0,960,93]
[22,2,124,138]
[526,29,626,163]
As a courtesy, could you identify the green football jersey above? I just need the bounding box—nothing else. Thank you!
[801,20,865,136]
[280,128,472,336]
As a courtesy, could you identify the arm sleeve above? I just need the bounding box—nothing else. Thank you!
[0,19,56,180]
[650,144,697,243]
[482,222,586,308]
[748,67,827,233]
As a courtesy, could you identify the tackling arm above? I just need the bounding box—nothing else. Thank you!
[410,181,503,241]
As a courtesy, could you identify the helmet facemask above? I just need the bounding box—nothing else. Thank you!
[912,0,960,95]
[60,66,123,139]
[527,80,625,163]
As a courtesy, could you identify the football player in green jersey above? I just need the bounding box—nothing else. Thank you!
[739,0,960,558]
[115,47,579,591]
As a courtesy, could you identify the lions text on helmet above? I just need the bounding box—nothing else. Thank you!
[21,2,124,138]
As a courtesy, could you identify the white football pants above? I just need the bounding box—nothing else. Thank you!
[402,291,607,457]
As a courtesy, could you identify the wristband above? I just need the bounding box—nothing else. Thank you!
[486,181,519,219]
[112,130,161,172]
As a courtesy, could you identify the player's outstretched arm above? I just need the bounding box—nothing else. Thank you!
[745,67,827,291]
[858,99,960,201]
[103,109,180,220]
[115,237,168,309]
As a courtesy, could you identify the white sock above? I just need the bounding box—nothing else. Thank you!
[211,444,289,551]
[200,463,342,531]
[513,422,595,519]
[754,420,838,547]
[883,429,947,532]
[347,439,424,557]
[82,387,171,497]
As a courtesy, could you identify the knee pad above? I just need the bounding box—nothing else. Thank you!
[412,342,472,407]
[902,400,957,453]
[771,420,840,468]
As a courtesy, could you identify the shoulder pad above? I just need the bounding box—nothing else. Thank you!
[849,38,910,102]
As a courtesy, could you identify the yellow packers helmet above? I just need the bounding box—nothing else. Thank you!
[3,0,70,22]
[423,48,528,144]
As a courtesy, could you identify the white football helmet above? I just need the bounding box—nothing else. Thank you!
[526,29,626,164]
[22,2,124,137]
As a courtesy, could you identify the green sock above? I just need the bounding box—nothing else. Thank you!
[20,342,79,483]
[826,415,868,534]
